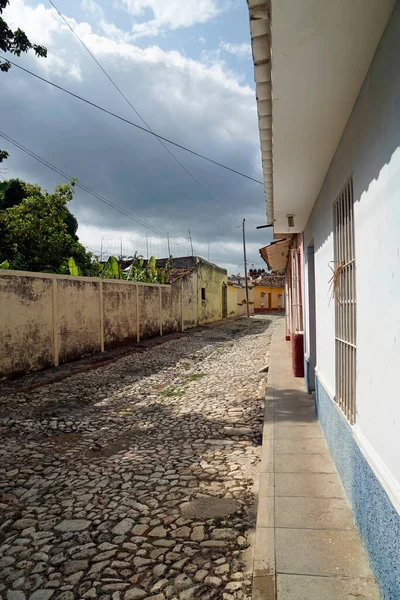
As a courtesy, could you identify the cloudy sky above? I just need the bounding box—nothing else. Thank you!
[1,0,272,274]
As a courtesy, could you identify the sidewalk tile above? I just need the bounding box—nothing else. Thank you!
[275,473,345,498]
[275,453,336,473]
[275,438,329,454]
[275,497,354,530]
[277,574,381,600]
[276,528,374,577]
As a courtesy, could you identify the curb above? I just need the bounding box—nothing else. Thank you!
[251,325,284,599]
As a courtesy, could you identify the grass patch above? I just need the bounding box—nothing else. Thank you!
[183,373,205,383]
[158,373,206,399]
[159,386,184,397]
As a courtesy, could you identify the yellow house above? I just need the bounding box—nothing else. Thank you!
[227,283,254,318]
[253,275,285,312]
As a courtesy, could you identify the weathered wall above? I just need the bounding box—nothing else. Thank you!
[227,285,238,318]
[227,285,254,318]
[57,278,101,364]
[0,274,54,376]
[103,281,137,350]
[197,259,228,325]
[0,261,231,378]
[181,271,198,329]
[138,285,163,340]
[0,271,183,378]
[161,285,182,334]
[236,287,255,317]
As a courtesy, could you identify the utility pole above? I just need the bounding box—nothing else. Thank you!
[167,233,171,257]
[242,218,250,318]
[188,229,194,256]
[100,237,103,263]
[146,235,149,259]
[208,241,210,262]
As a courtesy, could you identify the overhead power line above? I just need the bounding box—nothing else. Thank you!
[0,131,195,255]
[47,0,240,219]
[2,57,263,187]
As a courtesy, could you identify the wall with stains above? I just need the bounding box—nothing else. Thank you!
[57,278,101,364]
[197,259,227,325]
[161,284,182,334]
[227,284,254,318]
[0,271,183,378]
[0,273,54,376]
[227,285,238,318]
[181,271,198,329]
[103,281,138,350]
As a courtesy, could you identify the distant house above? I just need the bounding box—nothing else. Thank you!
[155,256,228,328]
[252,273,285,313]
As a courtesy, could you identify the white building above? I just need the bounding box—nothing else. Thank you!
[248,1,400,598]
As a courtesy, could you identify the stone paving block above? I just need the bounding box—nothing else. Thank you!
[275,473,345,498]
[275,496,354,530]
[277,574,381,599]
[0,316,284,600]
[276,528,374,577]
[274,453,336,473]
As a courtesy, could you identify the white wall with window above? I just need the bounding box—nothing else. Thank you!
[303,5,400,506]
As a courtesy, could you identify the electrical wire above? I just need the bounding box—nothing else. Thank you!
[48,0,240,218]
[2,57,263,187]
[53,0,245,217]
[0,131,196,254]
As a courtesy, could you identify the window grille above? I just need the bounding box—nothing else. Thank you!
[333,176,356,423]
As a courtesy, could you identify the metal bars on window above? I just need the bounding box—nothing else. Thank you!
[333,176,356,424]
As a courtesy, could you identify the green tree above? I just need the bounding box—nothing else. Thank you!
[0,0,47,73]
[0,179,93,274]
[0,0,47,162]
[0,178,79,239]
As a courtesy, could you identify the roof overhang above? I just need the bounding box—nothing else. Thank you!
[248,0,396,236]
[259,237,291,271]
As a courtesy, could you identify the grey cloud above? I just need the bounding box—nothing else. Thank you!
[0,11,272,270]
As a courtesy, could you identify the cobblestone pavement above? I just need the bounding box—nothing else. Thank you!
[0,316,282,600]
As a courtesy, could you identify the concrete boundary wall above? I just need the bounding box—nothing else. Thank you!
[0,270,184,379]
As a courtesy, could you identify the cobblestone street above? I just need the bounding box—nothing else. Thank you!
[0,316,282,600]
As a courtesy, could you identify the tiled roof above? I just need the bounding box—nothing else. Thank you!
[254,274,285,288]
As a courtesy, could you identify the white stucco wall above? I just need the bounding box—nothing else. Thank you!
[304,4,400,505]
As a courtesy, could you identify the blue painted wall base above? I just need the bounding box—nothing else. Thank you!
[315,376,400,600]
[304,357,311,393]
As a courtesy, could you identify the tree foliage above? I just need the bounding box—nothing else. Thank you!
[0,0,47,73]
[87,253,171,283]
[0,179,94,274]
[0,1,47,162]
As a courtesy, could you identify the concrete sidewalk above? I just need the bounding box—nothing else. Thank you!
[252,326,381,599]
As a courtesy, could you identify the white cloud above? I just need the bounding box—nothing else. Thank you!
[118,0,221,38]
[1,0,267,271]
[219,41,252,59]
